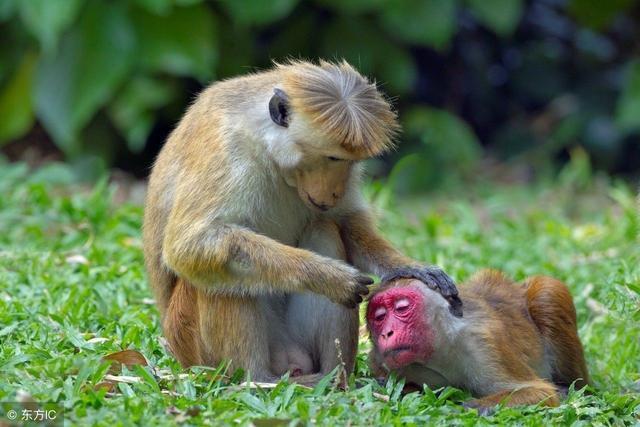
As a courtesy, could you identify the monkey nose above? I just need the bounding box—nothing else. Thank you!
[381,329,394,339]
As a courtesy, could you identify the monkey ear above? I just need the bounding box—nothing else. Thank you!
[269,88,289,128]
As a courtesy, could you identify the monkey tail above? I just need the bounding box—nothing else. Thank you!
[524,276,590,389]
[163,279,203,367]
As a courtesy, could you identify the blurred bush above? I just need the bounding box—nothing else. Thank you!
[0,0,638,184]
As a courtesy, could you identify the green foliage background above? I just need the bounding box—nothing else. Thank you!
[0,157,638,424]
[0,0,639,183]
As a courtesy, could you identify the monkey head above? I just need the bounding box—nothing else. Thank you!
[266,61,399,212]
[367,278,455,370]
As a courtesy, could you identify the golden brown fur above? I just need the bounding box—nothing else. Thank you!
[279,60,399,157]
[143,60,422,382]
[368,270,589,411]
[524,276,590,389]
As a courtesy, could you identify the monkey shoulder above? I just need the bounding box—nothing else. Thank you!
[463,271,531,317]
[453,309,547,395]
[199,70,281,110]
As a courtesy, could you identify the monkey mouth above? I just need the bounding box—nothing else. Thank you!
[306,194,330,211]
[382,345,419,368]
[382,345,413,359]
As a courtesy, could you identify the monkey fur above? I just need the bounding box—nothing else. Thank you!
[367,270,590,413]
[143,60,460,382]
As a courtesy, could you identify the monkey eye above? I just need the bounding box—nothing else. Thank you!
[327,156,344,162]
[374,307,386,322]
[395,298,411,313]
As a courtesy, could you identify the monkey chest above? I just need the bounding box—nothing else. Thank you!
[240,192,314,246]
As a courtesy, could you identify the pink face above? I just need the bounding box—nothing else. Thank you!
[367,282,435,369]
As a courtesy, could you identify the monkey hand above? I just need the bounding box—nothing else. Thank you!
[308,260,373,308]
[381,265,463,317]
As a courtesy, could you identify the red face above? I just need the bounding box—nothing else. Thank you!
[367,282,435,369]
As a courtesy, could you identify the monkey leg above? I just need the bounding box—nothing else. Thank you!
[163,279,203,367]
[524,276,590,389]
[465,379,560,414]
[269,299,314,377]
[166,276,324,383]
[287,219,360,376]
[196,289,278,382]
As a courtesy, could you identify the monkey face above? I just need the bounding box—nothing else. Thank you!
[367,280,436,369]
[292,156,352,211]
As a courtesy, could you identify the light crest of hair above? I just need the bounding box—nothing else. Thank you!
[278,60,400,157]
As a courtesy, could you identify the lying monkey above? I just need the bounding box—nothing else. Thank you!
[366,270,590,412]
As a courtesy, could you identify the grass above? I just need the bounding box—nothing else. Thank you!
[0,159,638,426]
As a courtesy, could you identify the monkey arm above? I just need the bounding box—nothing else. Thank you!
[162,218,371,307]
[339,210,416,275]
[339,210,462,316]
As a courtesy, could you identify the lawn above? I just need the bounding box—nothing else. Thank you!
[0,159,638,426]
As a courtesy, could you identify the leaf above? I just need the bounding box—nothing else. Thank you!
[0,323,19,337]
[133,364,161,393]
[0,20,30,83]
[94,381,116,393]
[216,18,253,79]
[405,107,482,167]
[62,323,92,349]
[313,370,335,395]
[134,0,174,15]
[108,76,177,152]
[103,350,148,366]
[0,0,18,21]
[132,3,217,81]
[390,107,482,192]
[252,419,293,427]
[34,1,135,154]
[0,51,36,144]
[616,60,640,133]
[387,153,434,194]
[219,0,298,27]
[315,0,386,14]
[379,0,457,51]
[103,349,148,375]
[466,0,523,36]
[568,0,635,31]
[239,393,268,414]
[27,162,76,185]
[18,0,83,52]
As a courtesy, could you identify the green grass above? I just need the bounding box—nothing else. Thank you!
[0,160,639,426]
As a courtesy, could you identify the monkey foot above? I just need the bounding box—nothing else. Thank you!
[462,400,497,416]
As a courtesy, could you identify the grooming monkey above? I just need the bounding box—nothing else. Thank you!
[367,270,589,412]
[143,60,461,382]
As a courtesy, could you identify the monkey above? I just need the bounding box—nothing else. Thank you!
[367,270,590,413]
[142,60,462,383]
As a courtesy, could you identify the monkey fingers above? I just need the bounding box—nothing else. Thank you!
[381,266,463,317]
[346,275,373,308]
[357,275,374,288]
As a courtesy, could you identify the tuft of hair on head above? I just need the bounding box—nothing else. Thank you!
[278,60,400,157]
[366,279,402,301]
